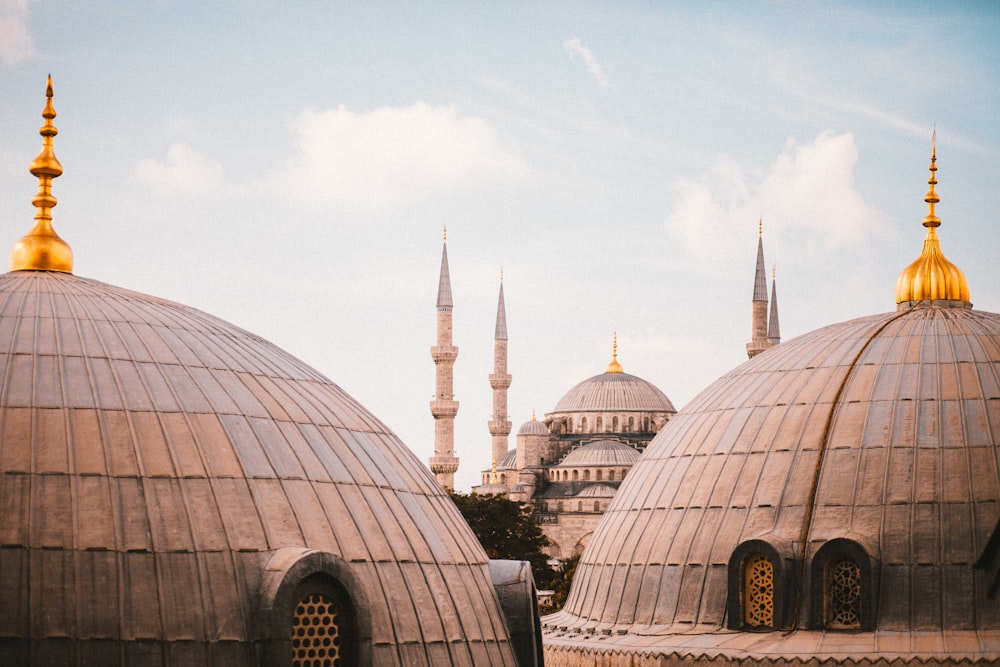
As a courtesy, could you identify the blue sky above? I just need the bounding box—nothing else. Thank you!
[1,1,998,490]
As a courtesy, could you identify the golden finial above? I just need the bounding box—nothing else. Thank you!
[895,134,970,305]
[758,218,762,236]
[11,76,73,273]
[772,264,776,281]
[500,266,504,282]
[443,225,447,242]
[606,333,623,373]
[531,409,537,422]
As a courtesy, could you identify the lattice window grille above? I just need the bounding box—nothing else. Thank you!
[827,557,862,629]
[743,554,774,628]
[292,593,343,666]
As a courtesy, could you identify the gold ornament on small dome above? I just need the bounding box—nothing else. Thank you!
[11,76,73,273]
[895,132,969,305]
[606,333,623,373]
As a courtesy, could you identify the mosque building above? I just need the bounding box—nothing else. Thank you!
[436,225,780,561]
[0,80,545,666]
[542,140,1000,665]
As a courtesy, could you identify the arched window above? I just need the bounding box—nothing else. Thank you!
[727,540,790,631]
[572,470,579,481]
[577,501,583,512]
[567,417,573,432]
[596,470,602,481]
[612,416,619,431]
[627,416,634,432]
[643,416,649,431]
[583,470,590,481]
[596,416,603,431]
[557,501,563,512]
[811,539,875,631]
[581,417,588,431]
[292,592,346,665]
[742,554,774,629]
[608,469,615,481]
[500,473,506,484]
[825,557,862,629]
[594,501,601,512]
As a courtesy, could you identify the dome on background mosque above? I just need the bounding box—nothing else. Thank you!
[1,80,531,666]
[543,143,1000,665]
[518,415,550,436]
[550,338,675,415]
[556,440,640,468]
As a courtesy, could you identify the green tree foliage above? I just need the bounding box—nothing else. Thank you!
[539,553,579,615]
[450,492,555,590]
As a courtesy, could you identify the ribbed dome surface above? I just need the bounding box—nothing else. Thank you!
[498,448,517,469]
[575,484,616,498]
[518,418,549,436]
[557,440,639,467]
[551,371,675,413]
[0,271,516,665]
[547,303,1000,662]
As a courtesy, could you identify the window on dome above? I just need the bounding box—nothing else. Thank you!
[596,417,603,431]
[583,470,590,481]
[627,416,634,432]
[596,470,602,481]
[612,416,619,431]
[643,417,649,431]
[289,576,356,666]
[577,501,583,512]
[608,469,615,481]
[742,553,774,629]
[567,418,573,432]
[572,470,579,481]
[581,417,588,431]
[825,557,862,629]
[557,502,564,512]
[594,501,601,512]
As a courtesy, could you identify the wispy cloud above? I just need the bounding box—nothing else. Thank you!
[563,37,610,89]
[665,131,887,272]
[135,143,223,196]
[268,102,528,215]
[0,0,35,66]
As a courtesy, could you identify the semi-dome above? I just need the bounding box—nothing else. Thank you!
[556,440,640,467]
[1,81,524,666]
[574,484,616,499]
[544,146,1000,665]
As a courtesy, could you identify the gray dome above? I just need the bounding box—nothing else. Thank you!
[557,440,640,467]
[547,304,1000,662]
[518,418,549,436]
[0,271,517,665]
[497,448,517,469]
[575,484,617,498]
[551,371,675,413]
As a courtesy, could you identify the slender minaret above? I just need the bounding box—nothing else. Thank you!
[429,229,459,489]
[746,220,772,358]
[767,265,781,346]
[488,271,512,467]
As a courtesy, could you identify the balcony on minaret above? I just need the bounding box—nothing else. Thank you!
[489,372,512,389]
[489,418,512,435]
[431,345,458,362]
[430,399,459,418]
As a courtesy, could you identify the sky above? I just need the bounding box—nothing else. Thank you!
[1,1,998,491]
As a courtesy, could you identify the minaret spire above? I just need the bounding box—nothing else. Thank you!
[11,75,73,273]
[489,270,512,470]
[606,333,623,373]
[429,229,459,489]
[767,265,781,345]
[746,219,772,358]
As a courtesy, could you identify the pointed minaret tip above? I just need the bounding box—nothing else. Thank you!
[11,75,73,273]
[494,271,508,340]
[436,232,454,309]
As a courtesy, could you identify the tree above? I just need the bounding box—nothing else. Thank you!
[450,492,555,591]
[539,553,579,615]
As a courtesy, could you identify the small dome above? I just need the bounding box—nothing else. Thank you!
[552,371,675,413]
[518,418,549,436]
[575,484,617,498]
[497,448,517,469]
[477,482,509,495]
[557,440,640,467]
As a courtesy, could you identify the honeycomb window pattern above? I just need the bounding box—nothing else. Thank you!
[743,554,774,628]
[827,558,862,629]
[292,593,342,666]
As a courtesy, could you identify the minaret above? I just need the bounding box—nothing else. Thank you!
[767,265,781,346]
[746,220,771,358]
[429,229,459,489]
[11,76,73,273]
[488,271,512,468]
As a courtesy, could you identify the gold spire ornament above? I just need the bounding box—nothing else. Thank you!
[606,333,623,373]
[895,134,969,305]
[11,76,73,273]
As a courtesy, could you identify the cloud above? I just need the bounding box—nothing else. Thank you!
[665,131,886,271]
[135,143,222,196]
[563,37,610,89]
[0,0,35,66]
[269,102,528,214]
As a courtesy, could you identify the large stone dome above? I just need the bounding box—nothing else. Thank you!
[0,271,519,665]
[545,303,1000,664]
[552,371,675,414]
[556,440,640,468]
